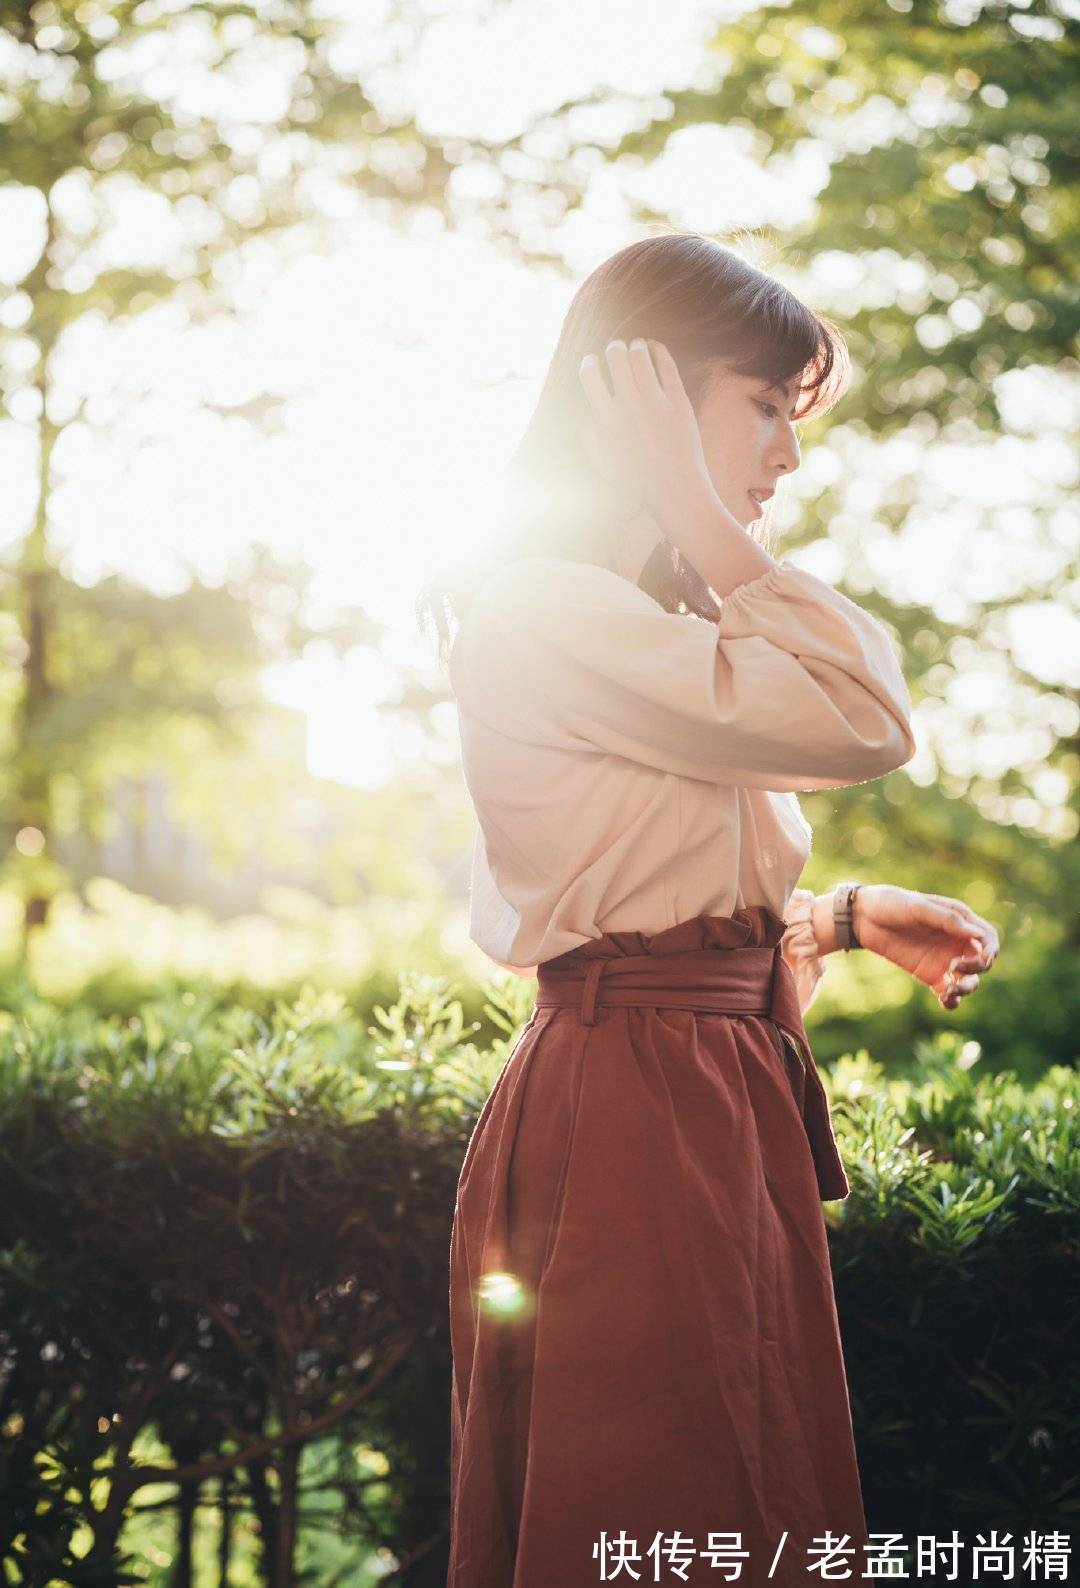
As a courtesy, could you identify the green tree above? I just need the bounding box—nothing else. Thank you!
[0,548,389,933]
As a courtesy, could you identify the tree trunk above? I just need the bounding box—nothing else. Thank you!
[18,558,55,946]
[172,1477,198,1588]
[218,1467,233,1587]
[274,1445,300,1588]
[246,1457,279,1588]
[17,209,60,949]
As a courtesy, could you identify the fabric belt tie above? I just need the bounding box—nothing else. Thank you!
[535,943,850,1202]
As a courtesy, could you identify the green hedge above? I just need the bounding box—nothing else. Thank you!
[0,978,1076,1586]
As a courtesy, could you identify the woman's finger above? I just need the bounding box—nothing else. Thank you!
[648,339,693,412]
[920,890,979,910]
[916,895,999,959]
[916,895,973,929]
[942,970,979,1007]
[628,337,664,401]
[578,353,617,432]
[920,892,999,947]
[962,935,997,969]
[951,935,996,972]
[603,340,645,415]
[578,354,638,502]
[963,922,999,959]
[919,892,985,927]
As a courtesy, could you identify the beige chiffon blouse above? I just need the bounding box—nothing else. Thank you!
[449,553,917,1017]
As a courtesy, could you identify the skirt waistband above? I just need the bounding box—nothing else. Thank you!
[535,944,796,1029]
[534,939,850,1203]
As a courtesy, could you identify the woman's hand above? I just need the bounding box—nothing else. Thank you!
[578,338,716,547]
[851,884,1000,1010]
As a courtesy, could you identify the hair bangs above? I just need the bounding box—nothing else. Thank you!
[720,291,852,424]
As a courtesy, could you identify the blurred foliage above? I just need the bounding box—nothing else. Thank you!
[0,877,516,1051]
[828,1034,1080,1550]
[0,0,465,937]
[0,972,502,1586]
[0,979,1076,1584]
[54,751,476,945]
[0,547,386,931]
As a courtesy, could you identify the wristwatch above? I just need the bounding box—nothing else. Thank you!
[833,882,863,952]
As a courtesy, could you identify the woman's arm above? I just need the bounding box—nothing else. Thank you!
[809,883,999,1009]
[810,886,850,956]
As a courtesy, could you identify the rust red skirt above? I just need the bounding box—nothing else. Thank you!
[447,908,868,1588]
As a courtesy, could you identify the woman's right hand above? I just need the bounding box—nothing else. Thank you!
[578,339,719,552]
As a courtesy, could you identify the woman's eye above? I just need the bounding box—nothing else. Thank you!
[756,401,780,419]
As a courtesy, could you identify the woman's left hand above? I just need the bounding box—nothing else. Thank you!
[852,885,1000,1010]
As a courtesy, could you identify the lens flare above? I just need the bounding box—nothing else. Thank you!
[477,1270,530,1320]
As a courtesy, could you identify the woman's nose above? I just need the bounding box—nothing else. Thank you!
[771,429,800,475]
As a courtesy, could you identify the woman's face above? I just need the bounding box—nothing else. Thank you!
[693,364,803,528]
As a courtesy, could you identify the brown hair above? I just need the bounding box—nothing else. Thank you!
[416,229,851,671]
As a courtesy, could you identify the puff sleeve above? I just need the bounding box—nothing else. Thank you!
[458,554,915,793]
[780,886,827,1017]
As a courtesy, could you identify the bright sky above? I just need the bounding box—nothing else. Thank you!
[1,0,1076,810]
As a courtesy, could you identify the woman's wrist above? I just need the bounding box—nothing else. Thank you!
[811,891,839,955]
[663,483,778,599]
[812,886,871,956]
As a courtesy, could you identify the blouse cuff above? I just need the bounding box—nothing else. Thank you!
[780,885,827,1017]
[717,559,791,625]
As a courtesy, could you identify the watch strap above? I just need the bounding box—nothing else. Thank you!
[833,882,862,952]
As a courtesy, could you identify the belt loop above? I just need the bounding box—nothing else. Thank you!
[581,958,606,1026]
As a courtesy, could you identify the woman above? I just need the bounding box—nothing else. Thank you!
[418,232,999,1588]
